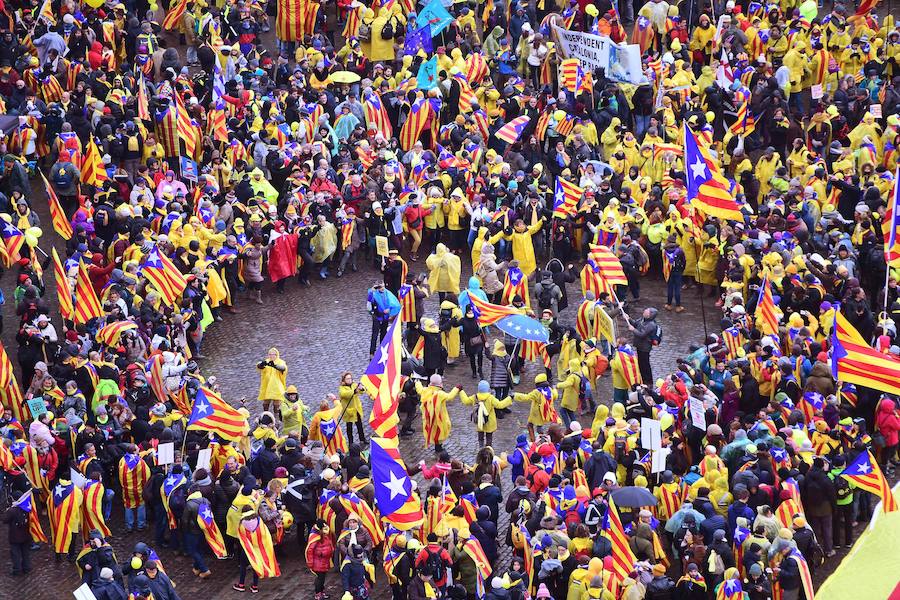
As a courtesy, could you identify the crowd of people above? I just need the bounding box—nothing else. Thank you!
[0,0,900,598]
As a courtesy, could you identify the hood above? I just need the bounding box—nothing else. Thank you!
[435,243,448,256]
[879,399,896,414]
[468,276,482,291]
[645,308,659,320]
[268,347,280,359]
[491,26,504,38]
[480,241,494,256]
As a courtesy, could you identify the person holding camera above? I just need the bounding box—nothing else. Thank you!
[626,307,662,384]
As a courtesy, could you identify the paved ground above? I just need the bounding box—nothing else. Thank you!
[4,235,866,598]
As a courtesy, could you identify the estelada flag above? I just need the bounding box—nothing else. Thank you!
[161,472,188,529]
[140,246,187,307]
[362,318,403,439]
[683,123,744,221]
[400,95,431,151]
[755,275,779,335]
[239,517,281,578]
[81,137,108,188]
[118,453,150,509]
[502,266,529,308]
[603,496,637,587]
[198,499,227,558]
[495,116,530,145]
[82,479,111,538]
[161,0,188,29]
[276,0,304,41]
[616,345,642,388]
[552,178,582,218]
[370,436,424,530]
[49,481,83,553]
[831,311,900,397]
[95,321,138,347]
[13,490,47,543]
[187,386,248,441]
[840,450,897,512]
[588,244,628,286]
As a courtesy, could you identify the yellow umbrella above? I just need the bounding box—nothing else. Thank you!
[330,71,361,84]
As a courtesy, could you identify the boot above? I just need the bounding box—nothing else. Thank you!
[227,305,240,314]
[275,408,283,422]
[255,290,263,305]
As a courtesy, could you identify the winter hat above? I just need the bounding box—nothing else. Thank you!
[478,380,490,394]
[749,563,763,577]
[652,563,667,576]
[536,583,552,598]
[429,374,443,386]
[100,567,114,581]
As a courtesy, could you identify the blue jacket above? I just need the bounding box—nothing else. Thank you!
[458,276,487,314]
[367,288,400,321]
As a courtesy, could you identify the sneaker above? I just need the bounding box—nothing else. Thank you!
[199,570,212,579]
[192,568,201,576]
[250,586,259,594]
[826,550,836,557]
[675,306,685,313]
[664,304,672,311]
[233,583,246,592]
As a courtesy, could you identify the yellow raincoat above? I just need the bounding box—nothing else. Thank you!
[427,243,462,294]
[460,390,512,433]
[257,348,287,401]
[498,220,544,276]
[338,383,364,424]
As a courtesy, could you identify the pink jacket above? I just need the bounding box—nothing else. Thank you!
[876,399,900,447]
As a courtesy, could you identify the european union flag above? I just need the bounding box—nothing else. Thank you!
[417,56,439,90]
[404,24,433,56]
[418,0,453,36]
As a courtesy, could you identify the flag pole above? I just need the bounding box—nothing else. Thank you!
[882,264,891,319]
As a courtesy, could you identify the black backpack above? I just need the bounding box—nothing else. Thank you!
[538,285,554,310]
[381,18,395,39]
[613,433,628,462]
[421,548,446,581]
[649,323,662,346]
[833,474,852,503]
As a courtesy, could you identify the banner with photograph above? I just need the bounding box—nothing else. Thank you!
[551,25,647,85]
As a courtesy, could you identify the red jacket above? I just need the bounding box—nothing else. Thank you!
[876,399,900,447]
[306,535,335,573]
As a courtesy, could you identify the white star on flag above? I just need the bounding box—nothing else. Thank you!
[54,484,66,499]
[690,156,708,181]
[195,400,210,415]
[382,470,408,501]
[856,463,871,474]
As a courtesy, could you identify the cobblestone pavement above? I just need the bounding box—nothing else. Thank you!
[4,247,865,599]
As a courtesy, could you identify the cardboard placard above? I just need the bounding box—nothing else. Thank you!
[870,104,882,118]
[810,84,823,100]
[156,442,175,466]
[73,583,98,600]
[70,467,88,489]
[27,397,47,420]
[651,447,671,474]
[375,236,389,257]
[196,447,212,472]
[689,397,706,430]
[640,418,662,450]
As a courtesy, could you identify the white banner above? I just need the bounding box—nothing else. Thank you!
[551,25,647,85]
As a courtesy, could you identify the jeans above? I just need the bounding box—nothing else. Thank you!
[477,431,494,448]
[626,271,641,299]
[238,545,260,586]
[560,407,577,428]
[667,272,683,306]
[634,114,651,138]
[183,531,208,573]
[103,488,114,521]
[125,504,147,530]
[10,542,31,574]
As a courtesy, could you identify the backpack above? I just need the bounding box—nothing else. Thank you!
[421,548,446,582]
[381,18,395,39]
[613,433,628,462]
[358,21,371,41]
[649,323,662,346]
[52,166,73,188]
[524,464,541,493]
[538,285,555,310]
[672,250,686,273]
[833,474,852,503]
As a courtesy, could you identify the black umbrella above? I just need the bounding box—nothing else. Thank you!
[611,486,658,508]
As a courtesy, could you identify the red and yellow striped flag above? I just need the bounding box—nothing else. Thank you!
[137,74,150,121]
[81,137,108,188]
[49,482,83,553]
[187,386,248,441]
[173,92,198,159]
[118,453,151,509]
[198,499,227,558]
[41,172,73,239]
[400,95,431,151]
[238,517,281,578]
[162,0,189,29]
[604,496,637,588]
[95,321,138,347]
[51,248,73,321]
[13,490,47,543]
[755,276,779,335]
[276,0,304,42]
[23,444,49,494]
[140,246,187,306]
[588,244,628,286]
[74,261,103,325]
[81,480,111,538]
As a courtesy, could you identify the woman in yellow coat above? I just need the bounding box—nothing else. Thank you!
[498,218,545,277]
[338,372,366,444]
[460,380,512,447]
[556,358,583,427]
[257,347,287,418]
[439,300,463,363]
[419,374,460,452]
[513,373,560,440]
[426,243,462,296]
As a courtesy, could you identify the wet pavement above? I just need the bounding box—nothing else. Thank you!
[5,245,865,599]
